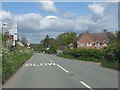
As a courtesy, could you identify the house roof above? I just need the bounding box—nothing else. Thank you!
[75,33,108,43]
[75,33,85,42]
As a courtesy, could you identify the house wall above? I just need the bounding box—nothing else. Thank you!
[76,33,108,49]
[77,34,94,48]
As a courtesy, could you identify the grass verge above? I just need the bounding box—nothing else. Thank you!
[58,53,119,71]
[101,60,120,70]
[2,47,33,83]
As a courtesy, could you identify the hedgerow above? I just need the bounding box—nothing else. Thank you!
[58,44,119,70]
[104,43,119,63]
[2,46,33,83]
[62,48,104,61]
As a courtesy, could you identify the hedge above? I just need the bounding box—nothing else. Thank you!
[104,43,120,63]
[62,48,104,60]
[58,44,119,70]
[2,46,33,83]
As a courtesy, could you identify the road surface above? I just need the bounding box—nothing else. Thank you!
[3,53,118,89]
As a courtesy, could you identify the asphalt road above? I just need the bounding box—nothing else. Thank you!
[3,53,118,89]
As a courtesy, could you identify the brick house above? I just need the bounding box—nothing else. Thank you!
[75,33,109,49]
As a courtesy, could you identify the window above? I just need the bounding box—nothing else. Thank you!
[95,43,100,47]
[95,40,100,47]
[87,43,91,47]
[80,43,84,46]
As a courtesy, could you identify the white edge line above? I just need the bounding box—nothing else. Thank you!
[80,81,93,90]
[57,64,69,73]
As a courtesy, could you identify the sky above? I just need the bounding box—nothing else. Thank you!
[0,1,118,44]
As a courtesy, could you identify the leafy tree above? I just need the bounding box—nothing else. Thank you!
[39,36,58,53]
[116,30,120,43]
[56,32,77,46]
[30,44,39,52]
[21,37,28,46]
[48,38,58,54]
[107,32,116,43]
[103,29,108,33]
[102,29,116,44]
[44,35,50,49]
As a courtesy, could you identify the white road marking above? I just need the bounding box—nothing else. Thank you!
[47,63,56,66]
[57,64,69,73]
[24,63,32,67]
[40,63,48,66]
[33,63,39,66]
[50,60,54,62]
[24,63,56,67]
[80,81,93,90]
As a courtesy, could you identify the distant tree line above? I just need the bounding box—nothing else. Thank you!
[38,32,77,54]
[28,29,120,54]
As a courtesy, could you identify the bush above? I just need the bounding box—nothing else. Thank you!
[47,45,57,54]
[104,43,120,62]
[62,48,103,60]
[58,45,120,70]
[101,59,120,70]
[78,57,100,62]
[2,46,33,83]
[58,53,74,59]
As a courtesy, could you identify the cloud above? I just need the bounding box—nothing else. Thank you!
[14,13,42,33]
[0,10,117,43]
[38,1,58,13]
[62,12,77,19]
[0,10,13,21]
[88,3,104,16]
[45,15,58,19]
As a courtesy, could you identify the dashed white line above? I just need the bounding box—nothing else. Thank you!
[50,60,54,62]
[57,64,69,73]
[80,81,93,90]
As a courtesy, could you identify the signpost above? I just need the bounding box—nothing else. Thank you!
[2,22,18,46]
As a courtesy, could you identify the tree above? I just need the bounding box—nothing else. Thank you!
[102,29,116,44]
[56,32,77,46]
[107,32,116,44]
[116,30,120,43]
[21,37,28,46]
[39,36,58,54]
[48,38,58,54]
[86,30,90,33]
[44,35,50,49]
[103,29,108,33]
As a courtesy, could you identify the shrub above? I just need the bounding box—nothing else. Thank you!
[101,59,120,70]
[58,53,74,59]
[104,43,120,62]
[2,46,33,83]
[78,57,100,62]
[62,48,103,60]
